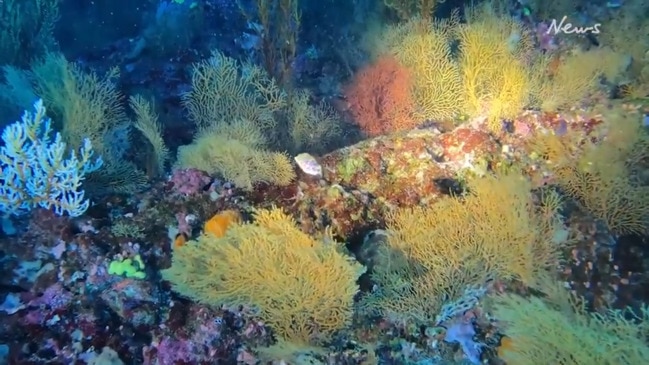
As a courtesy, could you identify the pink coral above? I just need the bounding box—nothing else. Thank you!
[169,168,212,196]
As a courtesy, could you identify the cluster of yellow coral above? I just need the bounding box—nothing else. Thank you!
[162,208,365,358]
[175,51,344,188]
[372,3,622,130]
[361,172,565,324]
[175,119,296,190]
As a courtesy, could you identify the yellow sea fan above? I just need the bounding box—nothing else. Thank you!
[162,208,365,345]
[540,108,649,235]
[457,5,532,124]
[533,50,608,112]
[198,118,267,149]
[253,150,296,187]
[492,279,649,364]
[484,60,530,130]
[381,17,463,122]
[182,50,286,132]
[363,172,563,326]
[285,90,342,153]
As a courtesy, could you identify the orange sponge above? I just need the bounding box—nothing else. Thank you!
[204,210,242,237]
[174,233,187,248]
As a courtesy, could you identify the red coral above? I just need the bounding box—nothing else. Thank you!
[344,56,417,136]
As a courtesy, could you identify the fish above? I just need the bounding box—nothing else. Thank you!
[606,0,622,8]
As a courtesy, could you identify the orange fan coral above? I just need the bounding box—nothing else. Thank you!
[344,55,417,136]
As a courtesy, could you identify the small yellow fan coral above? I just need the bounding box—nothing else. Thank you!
[175,121,295,190]
[381,17,463,122]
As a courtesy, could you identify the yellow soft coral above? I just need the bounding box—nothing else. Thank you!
[162,208,365,345]
[381,4,533,128]
[532,49,610,112]
[362,172,564,325]
[377,2,612,131]
[599,0,649,98]
[284,89,342,153]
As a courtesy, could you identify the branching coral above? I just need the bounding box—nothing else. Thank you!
[30,53,148,194]
[31,53,126,153]
[129,95,169,177]
[0,100,102,217]
[362,173,564,325]
[162,208,365,345]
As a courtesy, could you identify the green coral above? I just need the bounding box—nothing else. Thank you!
[30,53,149,194]
[108,255,146,279]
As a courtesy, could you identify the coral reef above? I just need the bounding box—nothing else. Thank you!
[2,0,649,364]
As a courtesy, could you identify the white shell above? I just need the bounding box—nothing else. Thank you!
[294,153,322,176]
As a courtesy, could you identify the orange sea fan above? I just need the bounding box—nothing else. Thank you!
[344,55,417,136]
